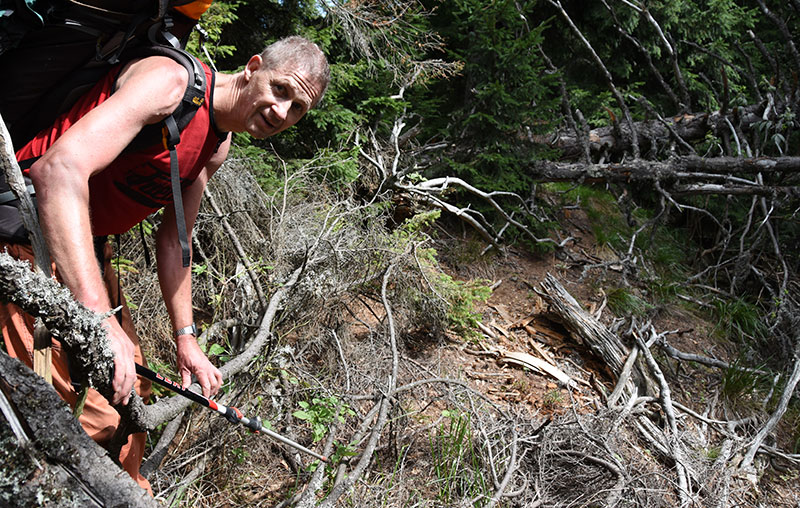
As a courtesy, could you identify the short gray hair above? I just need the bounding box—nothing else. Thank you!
[260,36,330,107]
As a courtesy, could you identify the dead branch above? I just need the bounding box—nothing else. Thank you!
[633,328,692,507]
[538,273,629,376]
[315,264,400,507]
[601,0,682,112]
[659,339,771,376]
[755,0,800,74]
[0,114,50,274]
[203,187,267,309]
[484,427,520,507]
[739,325,800,473]
[400,176,573,250]
[140,411,184,479]
[546,0,640,159]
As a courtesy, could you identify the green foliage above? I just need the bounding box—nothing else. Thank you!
[146,359,179,399]
[329,441,358,464]
[787,404,800,454]
[425,0,559,193]
[704,445,721,460]
[435,274,492,337]
[231,446,250,465]
[113,256,139,275]
[538,0,765,118]
[543,389,564,410]
[429,409,489,505]
[387,210,492,337]
[721,356,770,404]
[293,396,355,443]
[215,0,325,70]
[547,183,630,249]
[310,146,361,189]
[185,0,240,66]
[204,342,229,362]
[712,297,768,343]
[394,209,441,241]
[607,286,652,317]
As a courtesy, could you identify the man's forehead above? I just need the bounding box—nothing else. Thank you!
[273,64,320,106]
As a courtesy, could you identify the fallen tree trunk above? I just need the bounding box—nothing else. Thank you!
[529,156,800,188]
[540,105,768,160]
[538,273,629,377]
[0,351,157,507]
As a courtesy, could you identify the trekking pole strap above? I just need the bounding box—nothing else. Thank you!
[0,183,35,205]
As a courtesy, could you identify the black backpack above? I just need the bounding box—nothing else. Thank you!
[0,0,214,266]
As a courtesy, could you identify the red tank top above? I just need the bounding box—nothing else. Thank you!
[15,60,225,236]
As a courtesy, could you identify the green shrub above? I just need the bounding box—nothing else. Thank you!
[712,298,768,343]
[607,286,652,317]
[435,274,492,337]
[721,356,770,404]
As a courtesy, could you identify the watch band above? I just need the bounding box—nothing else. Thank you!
[174,322,197,337]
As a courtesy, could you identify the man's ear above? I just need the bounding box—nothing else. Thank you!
[244,54,263,81]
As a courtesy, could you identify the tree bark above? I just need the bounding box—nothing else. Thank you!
[538,273,628,377]
[528,156,800,195]
[0,351,157,507]
[540,105,766,160]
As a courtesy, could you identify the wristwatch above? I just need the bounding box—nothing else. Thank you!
[174,322,197,337]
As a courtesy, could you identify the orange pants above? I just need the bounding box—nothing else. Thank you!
[0,241,153,494]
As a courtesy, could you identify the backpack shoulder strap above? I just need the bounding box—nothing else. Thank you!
[123,44,207,151]
[122,45,208,268]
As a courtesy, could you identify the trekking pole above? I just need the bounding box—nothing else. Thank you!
[135,363,328,463]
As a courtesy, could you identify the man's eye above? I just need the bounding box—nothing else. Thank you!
[292,102,302,111]
[274,84,285,94]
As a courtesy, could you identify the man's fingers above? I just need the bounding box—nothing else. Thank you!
[111,357,136,405]
[108,321,137,406]
[199,373,211,397]
[181,371,192,390]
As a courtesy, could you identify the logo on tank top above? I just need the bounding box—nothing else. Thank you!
[114,163,190,208]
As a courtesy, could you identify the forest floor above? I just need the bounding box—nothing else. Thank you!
[141,190,800,506]
[424,207,800,506]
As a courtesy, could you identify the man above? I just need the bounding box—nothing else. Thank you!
[0,35,329,491]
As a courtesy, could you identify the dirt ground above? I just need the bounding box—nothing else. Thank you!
[432,219,800,505]
[144,208,800,506]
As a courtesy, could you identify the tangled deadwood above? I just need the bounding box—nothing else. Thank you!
[3,146,800,506]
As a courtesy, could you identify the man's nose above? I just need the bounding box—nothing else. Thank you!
[273,100,291,122]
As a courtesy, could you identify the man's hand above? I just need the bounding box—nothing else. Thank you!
[176,335,223,398]
[108,317,137,406]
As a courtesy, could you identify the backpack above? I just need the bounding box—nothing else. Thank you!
[0,0,214,267]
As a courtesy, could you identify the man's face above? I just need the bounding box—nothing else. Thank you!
[242,57,322,139]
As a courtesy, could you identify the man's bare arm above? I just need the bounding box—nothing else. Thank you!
[156,135,230,397]
[28,56,189,405]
